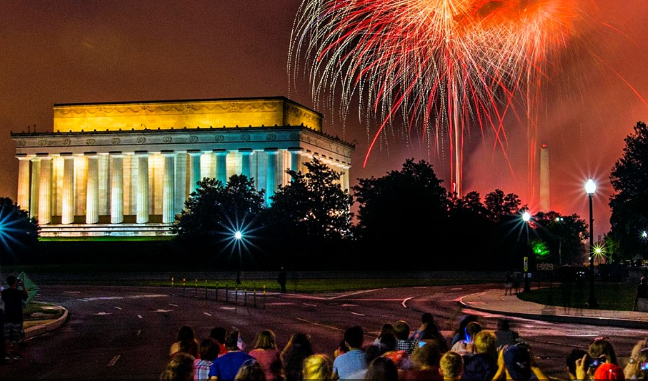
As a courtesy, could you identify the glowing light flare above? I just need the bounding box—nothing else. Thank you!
[290,0,581,196]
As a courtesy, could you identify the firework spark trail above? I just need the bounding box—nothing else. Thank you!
[289,0,580,196]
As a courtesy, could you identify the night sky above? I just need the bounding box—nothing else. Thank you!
[2,1,648,239]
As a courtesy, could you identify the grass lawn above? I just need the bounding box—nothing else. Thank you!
[517,281,637,311]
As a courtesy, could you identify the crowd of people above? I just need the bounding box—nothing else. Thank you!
[159,312,648,380]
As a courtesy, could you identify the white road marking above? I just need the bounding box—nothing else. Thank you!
[203,312,212,316]
[79,294,167,302]
[169,303,179,307]
[114,306,122,310]
[351,311,365,316]
[95,312,112,315]
[137,315,143,319]
[265,302,295,306]
[64,291,81,294]
[303,303,317,307]
[155,309,173,313]
[107,355,120,367]
[137,330,141,336]
[221,306,236,310]
[402,296,414,308]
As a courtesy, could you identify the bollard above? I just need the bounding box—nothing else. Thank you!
[183,278,186,297]
[235,285,238,304]
[244,288,247,306]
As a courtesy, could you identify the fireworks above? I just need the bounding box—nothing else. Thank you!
[289,0,582,196]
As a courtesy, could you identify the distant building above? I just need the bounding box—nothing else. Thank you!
[11,96,354,238]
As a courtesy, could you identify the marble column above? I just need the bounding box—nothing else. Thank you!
[16,156,31,211]
[162,151,175,224]
[174,152,187,215]
[136,152,149,224]
[86,153,99,224]
[61,154,75,224]
[38,156,52,225]
[110,154,124,224]
[240,149,252,179]
[29,157,41,219]
[189,150,201,194]
[288,148,303,176]
[265,148,278,205]
[214,149,227,184]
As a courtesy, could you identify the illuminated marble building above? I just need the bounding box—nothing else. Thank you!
[11,96,354,238]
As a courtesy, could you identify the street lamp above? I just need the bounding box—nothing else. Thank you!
[234,230,242,284]
[585,179,598,308]
[522,211,532,293]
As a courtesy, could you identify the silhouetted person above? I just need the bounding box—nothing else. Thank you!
[278,267,287,293]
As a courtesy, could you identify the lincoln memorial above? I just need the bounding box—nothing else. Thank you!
[11,96,354,238]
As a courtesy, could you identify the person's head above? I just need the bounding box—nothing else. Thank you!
[625,339,648,379]
[160,352,195,381]
[378,323,395,338]
[286,332,313,354]
[176,326,196,343]
[626,347,648,379]
[421,312,434,325]
[344,325,364,349]
[464,321,482,343]
[566,348,588,379]
[234,358,266,381]
[593,363,625,380]
[253,329,278,350]
[393,320,410,340]
[473,330,497,356]
[225,327,241,350]
[497,319,511,331]
[589,337,618,365]
[641,277,646,285]
[6,274,17,287]
[199,338,219,361]
[410,341,442,369]
[302,353,334,380]
[440,351,463,379]
[364,356,399,380]
[503,344,532,380]
[210,327,226,345]
[457,315,478,333]
[378,332,397,352]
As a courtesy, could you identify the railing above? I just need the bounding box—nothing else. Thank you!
[170,277,267,309]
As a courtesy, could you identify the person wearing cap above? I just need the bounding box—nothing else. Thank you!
[492,343,549,380]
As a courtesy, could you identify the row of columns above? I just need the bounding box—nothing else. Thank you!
[17,148,349,226]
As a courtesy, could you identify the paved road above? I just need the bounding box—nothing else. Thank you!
[3,283,647,380]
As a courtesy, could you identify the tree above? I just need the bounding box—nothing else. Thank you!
[264,158,354,268]
[172,175,266,257]
[609,121,648,260]
[353,158,449,266]
[484,189,523,223]
[0,197,40,264]
[266,158,354,241]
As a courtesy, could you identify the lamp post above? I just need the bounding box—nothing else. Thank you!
[585,179,598,308]
[522,211,531,293]
[234,230,242,285]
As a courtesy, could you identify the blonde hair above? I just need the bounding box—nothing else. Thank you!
[440,351,463,379]
[474,330,497,356]
[302,353,333,380]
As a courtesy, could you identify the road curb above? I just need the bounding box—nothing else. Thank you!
[25,308,68,339]
[459,295,648,329]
